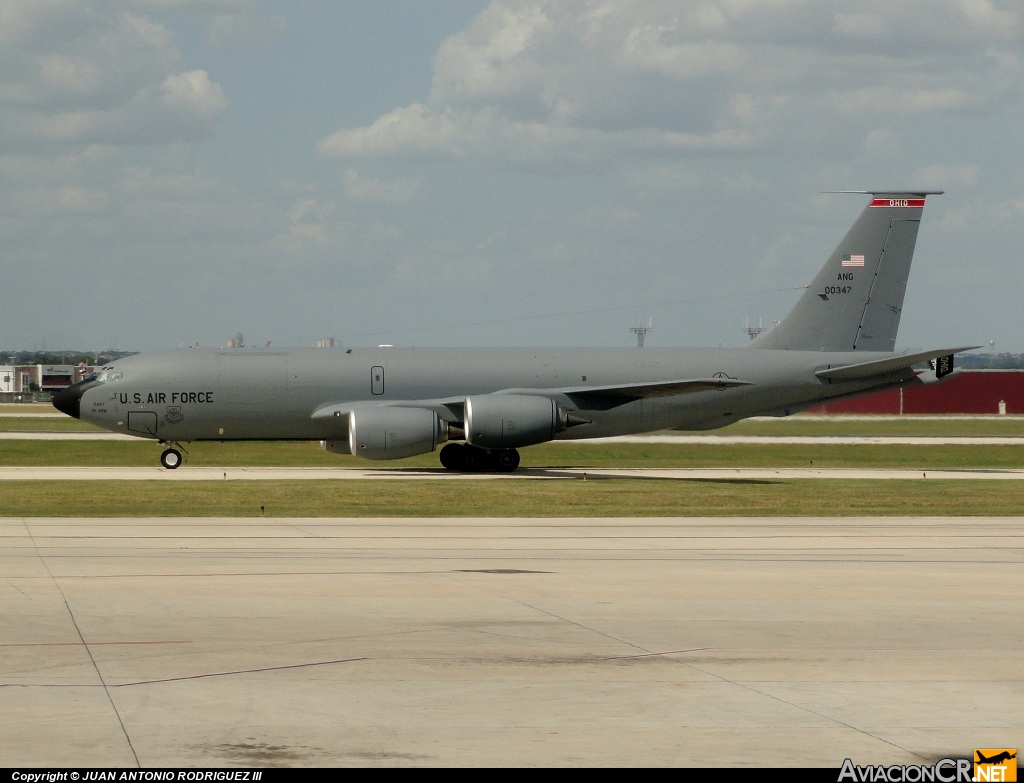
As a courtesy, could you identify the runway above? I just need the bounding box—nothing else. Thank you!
[2,465,1024,480]
[3,514,1022,768]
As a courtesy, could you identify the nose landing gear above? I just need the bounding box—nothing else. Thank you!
[159,442,186,469]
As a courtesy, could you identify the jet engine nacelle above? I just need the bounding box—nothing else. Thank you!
[321,406,448,460]
[464,394,565,449]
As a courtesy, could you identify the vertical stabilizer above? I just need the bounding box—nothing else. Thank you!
[749,191,941,352]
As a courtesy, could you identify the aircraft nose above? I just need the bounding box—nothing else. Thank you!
[52,382,91,419]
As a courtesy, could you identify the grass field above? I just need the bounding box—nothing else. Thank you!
[3,438,1024,470]
[4,406,1023,517]
[3,477,1021,518]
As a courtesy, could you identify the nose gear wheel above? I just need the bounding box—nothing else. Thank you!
[159,442,186,469]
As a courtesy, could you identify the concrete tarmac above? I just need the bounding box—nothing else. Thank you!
[2,514,1021,768]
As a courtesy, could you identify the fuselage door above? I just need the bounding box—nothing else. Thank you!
[371,366,384,396]
[127,410,158,436]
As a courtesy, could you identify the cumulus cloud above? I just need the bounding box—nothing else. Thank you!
[319,104,466,160]
[267,198,337,259]
[156,70,226,127]
[342,170,418,204]
[317,0,1024,168]
[6,69,225,146]
[0,2,226,148]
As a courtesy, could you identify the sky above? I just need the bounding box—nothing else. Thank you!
[3,0,1023,354]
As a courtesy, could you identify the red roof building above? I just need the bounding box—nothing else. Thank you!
[810,370,1024,415]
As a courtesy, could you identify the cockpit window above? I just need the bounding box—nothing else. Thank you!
[86,370,123,383]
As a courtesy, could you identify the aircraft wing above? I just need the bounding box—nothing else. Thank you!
[469,378,752,412]
[550,377,751,409]
[815,346,979,382]
[310,376,752,422]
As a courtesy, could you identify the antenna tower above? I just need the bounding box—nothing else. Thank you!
[630,320,653,348]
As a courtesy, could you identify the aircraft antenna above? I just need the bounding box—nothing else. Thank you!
[630,320,652,348]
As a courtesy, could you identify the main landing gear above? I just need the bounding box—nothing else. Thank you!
[159,442,185,469]
[439,443,521,473]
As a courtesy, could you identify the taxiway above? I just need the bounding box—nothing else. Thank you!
[3,514,1021,768]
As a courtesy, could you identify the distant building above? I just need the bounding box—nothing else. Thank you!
[40,365,79,392]
[0,363,91,402]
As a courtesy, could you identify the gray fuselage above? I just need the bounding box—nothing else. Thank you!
[65,345,912,444]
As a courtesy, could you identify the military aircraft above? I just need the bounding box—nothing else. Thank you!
[53,191,974,472]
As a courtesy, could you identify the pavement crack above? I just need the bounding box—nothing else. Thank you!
[22,518,141,768]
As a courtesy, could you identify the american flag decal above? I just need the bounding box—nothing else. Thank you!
[842,253,865,267]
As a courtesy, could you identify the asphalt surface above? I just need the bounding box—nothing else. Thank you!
[2,465,1024,480]
[3,415,1021,768]
[3,514,1022,768]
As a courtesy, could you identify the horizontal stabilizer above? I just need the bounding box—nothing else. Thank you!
[815,346,979,382]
